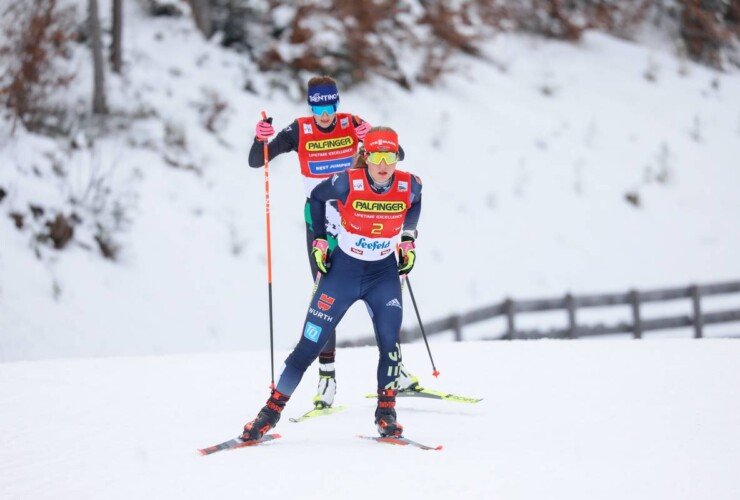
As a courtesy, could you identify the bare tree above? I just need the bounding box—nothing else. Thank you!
[188,0,212,37]
[89,0,107,114]
[111,0,122,74]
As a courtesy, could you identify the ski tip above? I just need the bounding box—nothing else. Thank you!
[272,433,282,439]
[434,445,443,450]
[197,449,207,456]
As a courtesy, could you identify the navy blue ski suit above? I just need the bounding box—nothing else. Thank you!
[248,119,405,357]
[274,168,422,395]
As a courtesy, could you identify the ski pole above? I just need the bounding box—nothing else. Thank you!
[404,276,440,378]
[261,110,276,390]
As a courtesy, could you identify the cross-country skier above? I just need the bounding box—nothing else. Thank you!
[248,76,421,410]
[242,126,422,440]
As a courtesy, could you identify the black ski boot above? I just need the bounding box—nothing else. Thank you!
[241,390,290,441]
[375,388,403,437]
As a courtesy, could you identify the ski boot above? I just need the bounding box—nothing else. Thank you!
[375,388,403,438]
[241,390,290,441]
[398,363,422,393]
[312,359,336,409]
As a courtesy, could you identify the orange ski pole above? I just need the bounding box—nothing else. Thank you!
[261,111,276,389]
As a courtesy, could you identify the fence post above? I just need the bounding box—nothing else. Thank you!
[690,285,703,338]
[452,314,463,342]
[565,293,577,339]
[398,327,409,343]
[630,290,642,339]
[505,299,516,339]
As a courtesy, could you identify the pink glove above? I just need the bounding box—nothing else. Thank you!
[355,121,372,141]
[397,237,416,275]
[256,120,275,141]
[312,238,331,274]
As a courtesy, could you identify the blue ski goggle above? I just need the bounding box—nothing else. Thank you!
[311,104,337,115]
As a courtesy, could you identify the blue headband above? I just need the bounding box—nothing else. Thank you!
[307,84,339,107]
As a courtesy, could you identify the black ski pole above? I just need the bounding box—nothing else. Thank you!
[404,276,440,377]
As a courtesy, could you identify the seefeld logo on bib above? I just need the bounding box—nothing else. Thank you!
[354,238,391,251]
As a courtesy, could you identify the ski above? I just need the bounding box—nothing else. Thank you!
[357,435,442,451]
[197,433,281,455]
[289,404,348,423]
[366,388,482,404]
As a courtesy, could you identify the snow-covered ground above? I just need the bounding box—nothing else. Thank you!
[1,340,739,499]
[2,2,739,362]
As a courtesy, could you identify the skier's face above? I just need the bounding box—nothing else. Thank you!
[311,104,336,128]
[366,152,397,183]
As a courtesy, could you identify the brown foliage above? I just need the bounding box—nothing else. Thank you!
[256,0,473,88]
[95,227,119,260]
[0,0,76,133]
[10,212,25,229]
[679,0,736,67]
[420,2,479,55]
[248,1,666,88]
[544,0,585,41]
[46,213,75,249]
[730,0,740,30]
[511,0,652,41]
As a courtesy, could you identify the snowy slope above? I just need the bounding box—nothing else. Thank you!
[1,1,740,362]
[1,341,740,499]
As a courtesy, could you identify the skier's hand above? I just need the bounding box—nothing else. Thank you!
[256,117,274,141]
[312,238,331,274]
[355,120,372,141]
[397,236,415,275]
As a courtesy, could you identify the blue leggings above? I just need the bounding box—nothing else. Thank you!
[275,250,403,395]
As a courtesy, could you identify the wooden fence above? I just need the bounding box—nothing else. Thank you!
[337,280,740,347]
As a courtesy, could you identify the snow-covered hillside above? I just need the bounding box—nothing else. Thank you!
[1,1,740,361]
[1,341,739,499]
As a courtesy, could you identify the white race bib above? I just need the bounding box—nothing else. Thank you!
[338,230,399,261]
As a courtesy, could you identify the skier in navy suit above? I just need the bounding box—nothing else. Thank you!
[242,127,422,440]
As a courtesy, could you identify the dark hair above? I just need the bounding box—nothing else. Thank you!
[307,75,337,89]
[352,126,396,169]
[352,145,368,169]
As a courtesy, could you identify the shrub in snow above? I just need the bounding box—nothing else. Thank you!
[197,0,739,89]
[44,213,75,249]
[0,0,78,135]
[148,0,184,18]
[624,191,642,208]
[679,0,740,68]
[2,136,135,261]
